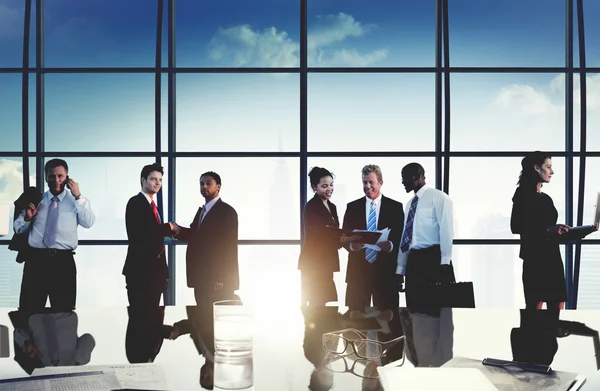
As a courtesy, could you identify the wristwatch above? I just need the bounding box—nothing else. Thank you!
[74,194,82,200]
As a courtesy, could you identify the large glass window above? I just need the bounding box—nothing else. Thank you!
[43,0,157,67]
[307,0,436,67]
[176,74,300,152]
[176,0,300,68]
[450,73,565,151]
[44,74,156,152]
[448,0,565,67]
[0,74,22,152]
[308,74,435,152]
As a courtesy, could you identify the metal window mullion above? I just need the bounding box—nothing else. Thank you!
[565,0,575,309]
[300,0,308,245]
[442,0,451,195]
[35,0,44,190]
[435,0,442,190]
[21,0,32,189]
[572,0,588,309]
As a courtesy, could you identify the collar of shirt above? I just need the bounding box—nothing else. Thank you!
[365,193,383,207]
[140,191,155,204]
[203,196,221,214]
[44,189,68,203]
[415,184,430,199]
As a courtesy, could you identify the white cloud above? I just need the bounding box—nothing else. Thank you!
[0,159,23,204]
[494,84,557,115]
[207,12,387,68]
[308,12,374,49]
[208,25,298,67]
[0,3,22,38]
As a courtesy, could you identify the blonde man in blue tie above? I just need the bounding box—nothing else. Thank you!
[342,164,405,312]
[13,159,95,312]
[396,163,455,317]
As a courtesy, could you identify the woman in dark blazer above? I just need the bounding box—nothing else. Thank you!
[511,151,597,315]
[298,167,355,306]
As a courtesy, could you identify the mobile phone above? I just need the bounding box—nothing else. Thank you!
[65,175,71,189]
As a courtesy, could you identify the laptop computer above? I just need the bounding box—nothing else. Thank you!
[570,191,600,232]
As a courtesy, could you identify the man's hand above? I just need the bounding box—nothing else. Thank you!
[169,222,181,236]
[593,223,599,232]
[66,177,81,198]
[214,282,224,291]
[24,202,40,221]
[377,241,392,252]
[396,274,405,292]
[24,340,40,359]
[350,243,365,251]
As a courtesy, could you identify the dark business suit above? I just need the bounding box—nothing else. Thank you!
[342,195,404,310]
[123,193,172,309]
[176,198,239,306]
[298,194,342,304]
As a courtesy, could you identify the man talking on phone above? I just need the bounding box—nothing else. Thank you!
[13,159,95,312]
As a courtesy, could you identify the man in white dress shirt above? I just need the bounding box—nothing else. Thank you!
[13,159,95,312]
[396,163,455,317]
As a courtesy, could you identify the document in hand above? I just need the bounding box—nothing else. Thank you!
[377,367,498,391]
[326,226,384,245]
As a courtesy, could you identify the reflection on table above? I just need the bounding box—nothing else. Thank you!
[0,305,599,390]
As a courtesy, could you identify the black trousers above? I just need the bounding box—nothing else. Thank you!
[126,273,166,310]
[345,262,399,311]
[405,246,455,317]
[19,250,76,312]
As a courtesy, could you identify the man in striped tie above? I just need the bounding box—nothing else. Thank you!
[396,163,455,317]
[341,165,405,312]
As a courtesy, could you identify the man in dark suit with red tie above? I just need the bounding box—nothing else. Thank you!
[123,163,176,308]
[174,171,239,306]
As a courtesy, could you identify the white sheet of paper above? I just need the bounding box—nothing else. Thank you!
[353,227,390,251]
[0,371,122,391]
[33,363,169,390]
[377,367,498,391]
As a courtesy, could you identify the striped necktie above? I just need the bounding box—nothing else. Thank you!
[365,201,377,263]
[43,196,59,248]
[400,195,419,253]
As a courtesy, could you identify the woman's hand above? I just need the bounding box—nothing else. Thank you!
[547,224,571,235]
[340,234,362,244]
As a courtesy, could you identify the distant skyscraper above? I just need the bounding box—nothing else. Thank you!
[269,134,296,239]
[470,213,518,308]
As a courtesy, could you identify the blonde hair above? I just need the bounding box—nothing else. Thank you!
[361,164,383,182]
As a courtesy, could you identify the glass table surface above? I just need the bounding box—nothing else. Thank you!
[1,305,600,390]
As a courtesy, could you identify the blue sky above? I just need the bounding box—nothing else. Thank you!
[1,0,600,308]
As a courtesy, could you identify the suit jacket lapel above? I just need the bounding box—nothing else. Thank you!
[359,197,367,229]
[377,196,387,230]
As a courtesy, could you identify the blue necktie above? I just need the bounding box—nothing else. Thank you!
[365,201,377,263]
[43,196,59,248]
[400,195,419,253]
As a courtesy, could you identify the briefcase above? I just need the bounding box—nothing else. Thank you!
[410,281,476,309]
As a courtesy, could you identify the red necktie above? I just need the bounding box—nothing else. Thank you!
[152,200,165,256]
[151,200,161,224]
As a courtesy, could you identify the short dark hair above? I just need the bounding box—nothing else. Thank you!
[518,151,551,189]
[308,166,334,188]
[201,171,221,185]
[44,159,69,176]
[402,162,425,179]
[140,163,164,186]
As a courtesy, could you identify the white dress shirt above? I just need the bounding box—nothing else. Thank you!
[141,191,155,204]
[396,185,454,275]
[349,194,394,251]
[13,189,95,250]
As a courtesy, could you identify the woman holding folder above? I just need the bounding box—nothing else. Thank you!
[510,151,598,315]
[298,167,358,306]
